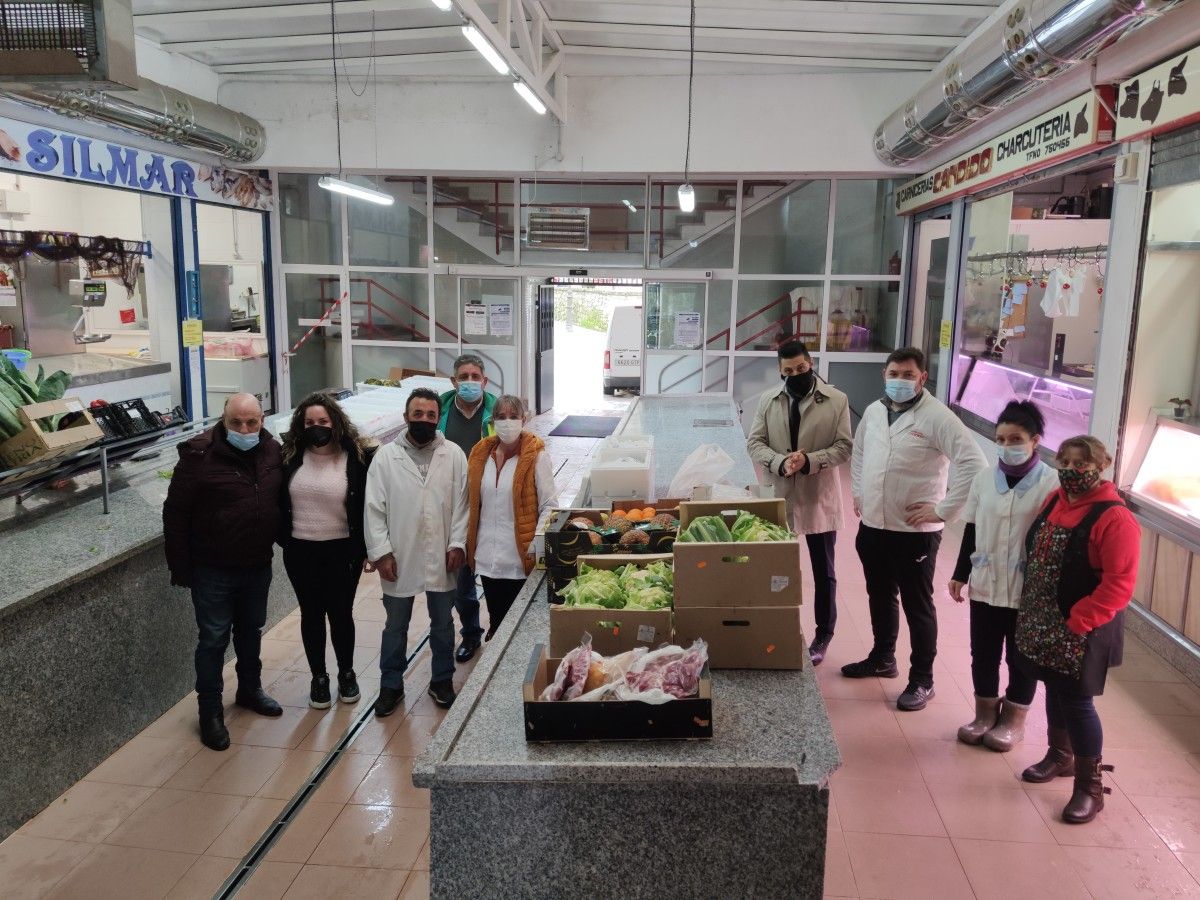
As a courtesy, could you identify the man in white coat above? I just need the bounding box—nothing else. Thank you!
[365,387,469,716]
[846,347,986,711]
[747,340,853,666]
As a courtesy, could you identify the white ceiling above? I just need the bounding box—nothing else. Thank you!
[132,0,1002,79]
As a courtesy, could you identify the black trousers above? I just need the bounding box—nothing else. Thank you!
[1044,680,1103,757]
[856,524,942,688]
[283,538,363,676]
[480,576,525,636]
[805,531,838,642]
[969,601,1037,703]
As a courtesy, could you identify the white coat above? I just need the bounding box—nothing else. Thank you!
[851,391,987,533]
[364,429,468,598]
[962,461,1059,609]
[747,381,853,535]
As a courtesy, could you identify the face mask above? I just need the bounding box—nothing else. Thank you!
[997,444,1032,466]
[457,381,483,403]
[884,378,919,404]
[783,371,815,397]
[303,425,333,448]
[495,419,522,444]
[407,420,437,445]
[226,429,260,452]
[1059,467,1101,495]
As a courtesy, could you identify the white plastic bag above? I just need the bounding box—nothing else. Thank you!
[667,444,735,499]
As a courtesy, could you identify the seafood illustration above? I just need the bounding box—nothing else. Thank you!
[0,129,19,162]
[1169,56,1188,97]
[1141,80,1165,124]
[1119,79,1140,118]
[196,166,273,210]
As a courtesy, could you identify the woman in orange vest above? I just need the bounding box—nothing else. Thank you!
[466,395,556,639]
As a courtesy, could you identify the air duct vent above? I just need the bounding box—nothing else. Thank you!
[0,0,137,91]
[525,207,590,250]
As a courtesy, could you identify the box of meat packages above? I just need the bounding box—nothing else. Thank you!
[672,498,805,669]
[523,642,712,742]
[549,554,673,657]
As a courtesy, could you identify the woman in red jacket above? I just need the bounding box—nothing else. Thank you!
[1015,435,1140,824]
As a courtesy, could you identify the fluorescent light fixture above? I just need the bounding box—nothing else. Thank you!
[462,25,509,75]
[622,199,637,213]
[677,183,696,213]
[318,176,395,206]
[513,80,547,115]
[429,0,453,9]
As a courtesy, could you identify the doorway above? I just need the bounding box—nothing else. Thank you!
[544,278,643,412]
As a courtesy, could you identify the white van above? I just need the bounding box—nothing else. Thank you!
[603,305,642,395]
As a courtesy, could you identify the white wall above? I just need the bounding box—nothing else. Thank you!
[220,71,924,175]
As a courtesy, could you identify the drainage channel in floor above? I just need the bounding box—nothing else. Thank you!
[214,631,432,899]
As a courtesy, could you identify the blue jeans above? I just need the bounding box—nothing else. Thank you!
[380,589,456,689]
[454,564,484,642]
[191,564,271,714]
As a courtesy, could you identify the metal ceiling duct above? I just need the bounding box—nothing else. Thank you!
[0,78,265,163]
[873,0,1181,166]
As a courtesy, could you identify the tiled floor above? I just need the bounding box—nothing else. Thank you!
[5,401,1200,898]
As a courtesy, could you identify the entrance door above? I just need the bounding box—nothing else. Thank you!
[535,283,554,413]
[456,276,520,396]
[642,281,707,394]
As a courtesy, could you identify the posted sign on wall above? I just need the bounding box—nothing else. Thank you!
[894,91,1110,215]
[0,116,272,210]
[1114,47,1200,141]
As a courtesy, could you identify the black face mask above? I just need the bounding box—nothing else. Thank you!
[408,420,437,445]
[783,371,815,397]
[303,425,333,448]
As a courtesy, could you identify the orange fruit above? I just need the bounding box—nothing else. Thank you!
[625,509,643,521]
[610,509,627,519]
[642,507,656,518]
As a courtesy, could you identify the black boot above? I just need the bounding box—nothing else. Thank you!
[199,710,230,751]
[1062,755,1113,824]
[1021,725,1075,783]
[235,687,283,717]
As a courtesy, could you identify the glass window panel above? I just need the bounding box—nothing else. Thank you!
[734,280,823,352]
[520,179,645,266]
[733,356,787,432]
[278,173,341,265]
[827,361,888,430]
[348,177,428,268]
[644,282,705,350]
[704,354,731,393]
[284,273,342,398]
[832,179,905,276]
[908,214,953,387]
[432,178,515,265]
[707,281,732,351]
[346,273,429,343]
[434,274,459,344]
[650,180,737,268]
[739,180,830,274]
[459,277,519,347]
[827,281,901,353]
[644,353,701,395]
[351,345,431,384]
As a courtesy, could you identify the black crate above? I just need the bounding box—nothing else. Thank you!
[545,509,677,568]
[114,399,159,436]
[153,405,188,429]
[89,405,128,443]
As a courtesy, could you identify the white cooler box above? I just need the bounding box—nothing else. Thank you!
[589,446,653,500]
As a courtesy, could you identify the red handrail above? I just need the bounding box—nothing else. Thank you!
[318,276,458,342]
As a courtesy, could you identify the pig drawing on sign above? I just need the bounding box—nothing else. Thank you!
[1073,105,1090,138]
[1119,80,1140,118]
[1141,81,1165,124]
[1170,57,1188,97]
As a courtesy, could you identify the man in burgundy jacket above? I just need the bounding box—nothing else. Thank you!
[163,393,285,751]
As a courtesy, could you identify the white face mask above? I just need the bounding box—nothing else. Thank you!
[494,419,522,444]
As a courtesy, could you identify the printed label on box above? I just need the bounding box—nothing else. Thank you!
[636,624,657,643]
[771,575,790,592]
[66,400,84,412]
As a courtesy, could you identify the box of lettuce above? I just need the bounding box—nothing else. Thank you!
[549,554,673,657]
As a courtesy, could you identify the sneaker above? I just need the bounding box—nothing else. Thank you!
[428,680,457,709]
[338,670,361,704]
[808,636,831,667]
[374,686,404,718]
[897,683,935,711]
[309,674,332,709]
[841,656,899,679]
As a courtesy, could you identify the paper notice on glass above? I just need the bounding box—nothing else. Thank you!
[0,286,15,307]
[464,305,488,336]
[674,311,701,349]
[489,303,512,337]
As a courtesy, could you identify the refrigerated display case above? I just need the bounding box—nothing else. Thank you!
[1124,415,1200,541]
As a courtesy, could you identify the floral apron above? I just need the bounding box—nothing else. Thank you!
[1015,522,1086,679]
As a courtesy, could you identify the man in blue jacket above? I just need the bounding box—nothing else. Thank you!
[438,354,495,662]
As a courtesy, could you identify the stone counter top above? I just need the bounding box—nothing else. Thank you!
[33,353,173,388]
[414,576,840,789]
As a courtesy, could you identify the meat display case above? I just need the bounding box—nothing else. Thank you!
[1123,414,1200,552]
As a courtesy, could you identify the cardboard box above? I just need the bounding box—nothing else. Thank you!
[0,398,104,475]
[550,554,673,656]
[673,499,802,608]
[674,607,806,670]
[523,644,712,742]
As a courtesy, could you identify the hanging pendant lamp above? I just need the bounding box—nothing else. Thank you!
[677,0,697,213]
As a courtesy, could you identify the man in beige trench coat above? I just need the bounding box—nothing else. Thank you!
[747,340,853,666]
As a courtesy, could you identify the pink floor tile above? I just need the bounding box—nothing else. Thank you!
[1128,795,1200,853]
[1063,845,1200,899]
[843,831,973,900]
[1025,784,1170,851]
[953,838,1091,900]
[832,778,946,838]
[927,782,1056,844]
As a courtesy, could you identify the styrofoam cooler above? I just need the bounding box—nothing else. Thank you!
[589,446,653,500]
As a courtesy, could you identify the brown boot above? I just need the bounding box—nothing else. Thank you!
[957,696,1002,745]
[982,699,1030,753]
[1062,755,1113,824]
[1021,725,1075,783]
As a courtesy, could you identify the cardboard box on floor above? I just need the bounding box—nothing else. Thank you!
[549,554,673,656]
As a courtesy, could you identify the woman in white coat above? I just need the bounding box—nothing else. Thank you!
[950,401,1058,751]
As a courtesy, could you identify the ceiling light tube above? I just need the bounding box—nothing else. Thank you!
[677,183,696,213]
[513,80,547,115]
[622,199,637,213]
[429,0,453,9]
[318,176,395,206]
[462,25,510,76]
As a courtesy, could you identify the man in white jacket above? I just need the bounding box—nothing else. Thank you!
[846,347,986,712]
[365,388,469,715]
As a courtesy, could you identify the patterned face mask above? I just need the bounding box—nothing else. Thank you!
[1058,467,1101,495]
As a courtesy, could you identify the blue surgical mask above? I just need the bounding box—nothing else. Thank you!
[227,429,260,451]
[457,381,483,403]
[884,379,919,404]
[997,444,1032,466]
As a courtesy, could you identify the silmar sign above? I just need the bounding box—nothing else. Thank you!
[895,91,1109,215]
[0,116,272,211]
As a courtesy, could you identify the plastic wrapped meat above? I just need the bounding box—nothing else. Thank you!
[540,634,598,701]
[614,640,708,704]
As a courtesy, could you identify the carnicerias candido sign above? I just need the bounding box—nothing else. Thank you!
[894,90,1114,215]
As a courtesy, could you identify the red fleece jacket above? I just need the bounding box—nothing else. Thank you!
[1038,480,1141,635]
